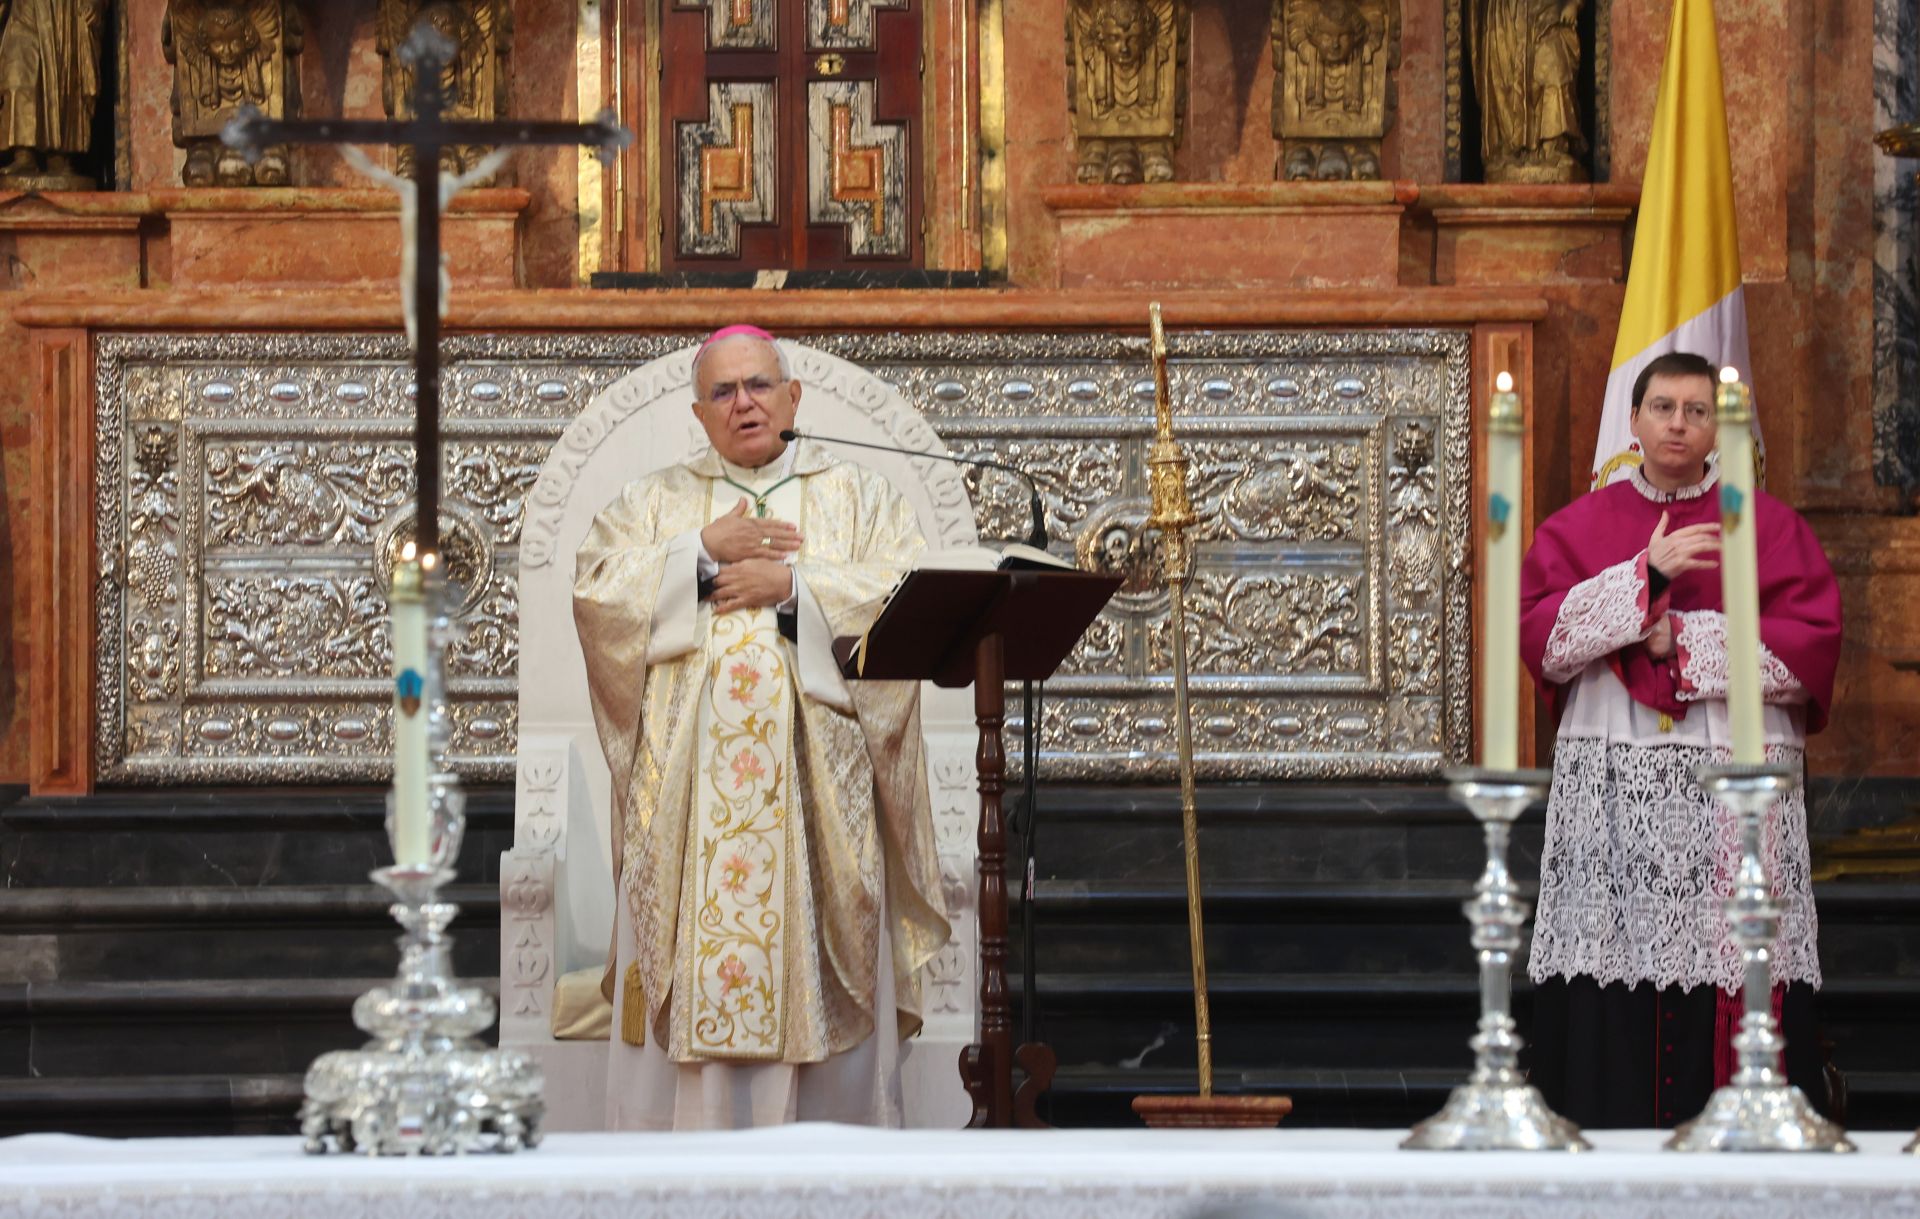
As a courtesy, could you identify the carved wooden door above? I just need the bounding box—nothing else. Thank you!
[661,0,923,271]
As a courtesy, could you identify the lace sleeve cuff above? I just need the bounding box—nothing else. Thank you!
[1540,550,1660,683]
[1673,609,1808,703]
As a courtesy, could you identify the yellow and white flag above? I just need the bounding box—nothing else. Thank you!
[1591,0,1757,490]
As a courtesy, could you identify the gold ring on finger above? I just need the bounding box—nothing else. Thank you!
[761,536,771,547]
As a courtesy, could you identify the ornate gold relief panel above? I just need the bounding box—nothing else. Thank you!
[96,330,1467,784]
[1068,0,1187,185]
[376,0,513,177]
[1271,0,1398,180]
[676,81,777,257]
[163,0,303,186]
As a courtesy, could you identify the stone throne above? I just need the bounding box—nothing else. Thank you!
[499,341,983,1130]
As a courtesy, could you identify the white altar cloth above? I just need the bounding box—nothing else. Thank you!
[4,1125,1920,1218]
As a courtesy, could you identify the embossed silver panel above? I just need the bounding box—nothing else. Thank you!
[96,329,1471,783]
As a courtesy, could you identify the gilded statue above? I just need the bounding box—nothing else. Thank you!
[377,0,511,179]
[164,0,303,187]
[1472,0,1587,183]
[0,0,110,190]
[1068,0,1187,185]
[1270,0,1397,181]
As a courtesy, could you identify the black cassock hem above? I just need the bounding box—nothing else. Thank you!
[1524,975,1829,1129]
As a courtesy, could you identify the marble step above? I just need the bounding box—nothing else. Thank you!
[1007,878,1920,979]
[1010,784,1543,886]
[0,977,496,1080]
[1038,1064,1920,1131]
[0,884,501,983]
[0,1073,304,1138]
[1009,971,1920,1079]
[0,788,516,888]
[8,1065,1919,1136]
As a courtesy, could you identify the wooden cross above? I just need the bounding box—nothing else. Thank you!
[222,17,630,558]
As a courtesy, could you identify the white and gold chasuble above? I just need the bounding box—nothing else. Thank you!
[574,441,949,1070]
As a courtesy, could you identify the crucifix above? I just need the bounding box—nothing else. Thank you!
[222,17,630,558]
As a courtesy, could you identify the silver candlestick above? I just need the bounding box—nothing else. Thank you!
[1404,768,1588,1151]
[299,572,544,1155]
[1667,763,1852,1153]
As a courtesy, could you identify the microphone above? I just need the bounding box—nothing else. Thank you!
[780,427,1048,551]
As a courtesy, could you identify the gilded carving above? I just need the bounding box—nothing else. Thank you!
[0,0,107,190]
[377,0,511,178]
[1471,0,1586,183]
[1443,0,1463,179]
[1270,0,1398,181]
[1068,0,1187,184]
[163,0,303,187]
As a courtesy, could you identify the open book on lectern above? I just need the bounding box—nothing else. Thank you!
[835,550,1122,686]
[917,543,1076,573]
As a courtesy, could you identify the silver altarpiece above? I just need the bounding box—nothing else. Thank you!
[94,329,1473,784]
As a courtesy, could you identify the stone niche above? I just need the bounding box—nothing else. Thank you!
[93,327,1471,785]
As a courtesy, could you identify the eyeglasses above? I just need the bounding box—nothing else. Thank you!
[1640,399,1714,428]
[707,377,786,406]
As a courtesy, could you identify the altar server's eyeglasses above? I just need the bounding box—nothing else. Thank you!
[708,377,785,405]
[1640,398,1714,428]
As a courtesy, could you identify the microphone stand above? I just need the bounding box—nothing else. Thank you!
[784,427,1052,1106]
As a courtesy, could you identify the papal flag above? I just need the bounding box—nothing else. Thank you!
[1591,0,1757,489]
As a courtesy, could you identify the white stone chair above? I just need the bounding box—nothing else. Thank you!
[500,341,982,1130]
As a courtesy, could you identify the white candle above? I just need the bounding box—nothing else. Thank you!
[1715,368,1765,765]
[1483,371,1524,771]
[390,550,432,866]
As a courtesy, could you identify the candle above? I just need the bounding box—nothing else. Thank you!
[1482,370,1524,771]
[1714,367,1765,765]
[390,548,432,867]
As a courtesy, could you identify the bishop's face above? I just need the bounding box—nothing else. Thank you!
[691,336,801,468]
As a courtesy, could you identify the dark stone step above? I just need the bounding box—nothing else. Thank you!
[1011,784,1544,886]
[0,787,515,888]
[0,977,498,1079]
[0,1073,304,1137]
[0,885,502,984]
[1035,1063,1920,1131]
[1009,971,1920,1077]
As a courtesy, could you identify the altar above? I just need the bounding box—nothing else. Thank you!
[6,1126,1920,1217]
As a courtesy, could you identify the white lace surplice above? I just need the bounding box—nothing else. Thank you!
[1528,471,1820,994]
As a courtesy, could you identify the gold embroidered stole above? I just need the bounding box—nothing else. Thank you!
[683,462,806,1060]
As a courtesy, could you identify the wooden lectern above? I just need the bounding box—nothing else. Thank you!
[836,567,1122,1129]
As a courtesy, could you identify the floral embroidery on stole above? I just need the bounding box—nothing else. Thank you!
[684,465,805,1059]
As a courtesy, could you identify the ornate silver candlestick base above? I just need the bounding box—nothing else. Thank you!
[1404,768,1589,1152]
[299,778,545,1155]
[1667,763,1852,1153]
